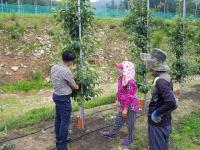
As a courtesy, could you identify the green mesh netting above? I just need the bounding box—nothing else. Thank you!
[0,3,199,19]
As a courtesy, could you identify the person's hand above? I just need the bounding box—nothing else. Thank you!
[115,101,120,110]
[122,107,128,118]
[151,110,161,123]
[71,83,79,90]
[74,84,79,90]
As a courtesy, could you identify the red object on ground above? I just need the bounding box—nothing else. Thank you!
[139,100,145,107]
[77,116,84,129]
[175,89,181,97]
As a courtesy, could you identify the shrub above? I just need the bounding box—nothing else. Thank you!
[10,13,17,21]
[31,70,42,81]
[151,30,166,48]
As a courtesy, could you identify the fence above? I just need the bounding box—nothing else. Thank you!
[0,3,199,19]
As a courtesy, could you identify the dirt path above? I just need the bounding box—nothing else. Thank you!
[0,82,200,150]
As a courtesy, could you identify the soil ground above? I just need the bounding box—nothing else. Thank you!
[0,80,200,150]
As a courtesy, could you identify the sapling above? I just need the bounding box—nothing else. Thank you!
[55,0,100,128]
[168,16,189,93]
[55,0,99,102]
[124,0,152,104]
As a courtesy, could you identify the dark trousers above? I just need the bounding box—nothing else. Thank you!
[110,109,137,141]
[148,124,172,150]
[53,95,72,150]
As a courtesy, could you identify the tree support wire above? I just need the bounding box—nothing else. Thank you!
[78,0,85,129]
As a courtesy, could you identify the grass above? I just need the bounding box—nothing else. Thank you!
[171,109,200,150]
[0,94,115,132]
[0,80,52,93]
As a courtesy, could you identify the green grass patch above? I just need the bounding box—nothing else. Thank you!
[84,95,115,109]
[0,94,115,132]
[172,109,200,150]
[0,80,52,93]
[0,107,55,131]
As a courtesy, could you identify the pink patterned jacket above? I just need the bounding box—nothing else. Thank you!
[116,77,139,112]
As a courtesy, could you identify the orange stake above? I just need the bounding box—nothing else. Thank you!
[77,116,84,129]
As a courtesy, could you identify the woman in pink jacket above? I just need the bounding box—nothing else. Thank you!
[100,61,139,146]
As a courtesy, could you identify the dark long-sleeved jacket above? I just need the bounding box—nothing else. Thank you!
[148,72,177,127]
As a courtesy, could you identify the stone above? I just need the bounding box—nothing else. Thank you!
[11,66,19,72]
[0,63,5,67]
[5,72,12,76]
[20,63,27,68]
[45,77,51,82]
[40,50,44,54]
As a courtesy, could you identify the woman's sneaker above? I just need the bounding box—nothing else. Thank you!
[121,139,132,146]
[99,131,114,139]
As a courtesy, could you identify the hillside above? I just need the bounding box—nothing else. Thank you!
[0,14,129,85]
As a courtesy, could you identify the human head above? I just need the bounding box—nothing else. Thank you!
[116,61,135,86]
[140,48,169,76]
[62,51,76,66]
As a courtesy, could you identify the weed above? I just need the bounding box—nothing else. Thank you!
[0,22,4,30]
[151,30,166,48]
[10,13,17,21]
[31,70,43,81]
[171,110,200,150]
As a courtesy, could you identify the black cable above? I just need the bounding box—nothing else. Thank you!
[0,102,149,144]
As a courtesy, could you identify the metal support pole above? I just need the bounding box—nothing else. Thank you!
[35,0,38,14]
[104,0,106,17]
[183,0,186,19]
[181,0,186,94]
[17,0,20,14]
[5,1,7,13]
[164,0,166,17]
[50,0,53,11]
[195,2,198,17]
[1,0,3,13]
[144,0,150,103]
[78,0,85,129]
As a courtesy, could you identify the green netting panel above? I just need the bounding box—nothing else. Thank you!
[0,3,55,14]
[95,7,128,17]
[0,3,199,19]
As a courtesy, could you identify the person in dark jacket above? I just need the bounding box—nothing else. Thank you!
[141,48,178,150]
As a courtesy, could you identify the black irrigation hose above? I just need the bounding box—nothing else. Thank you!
[0,100,150,145]
[0,107,115,144]
[69,113,145,143]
